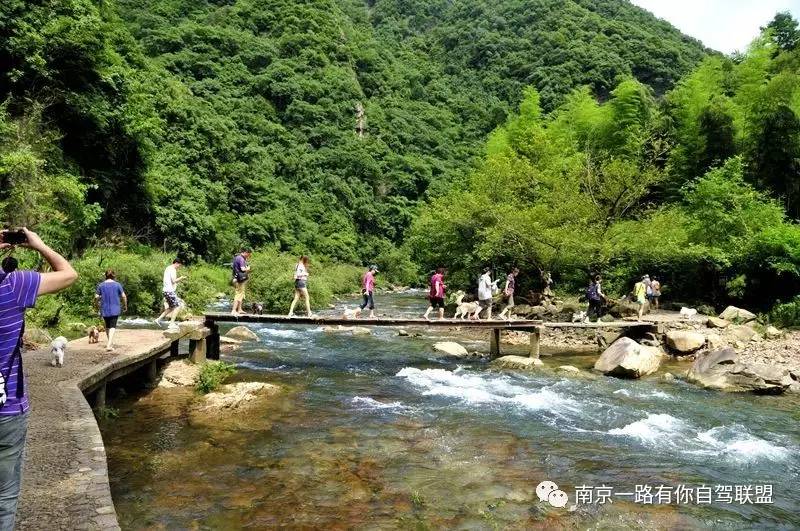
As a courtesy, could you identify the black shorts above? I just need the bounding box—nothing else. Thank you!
[103,316,119,329]
[164,291,181,309]
[295,279,307,289]
[429,297,445,309]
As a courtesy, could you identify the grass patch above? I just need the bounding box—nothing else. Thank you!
[195,361,237,394]
[95,405,119,420]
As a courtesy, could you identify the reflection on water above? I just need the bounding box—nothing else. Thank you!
[101,293,800,529]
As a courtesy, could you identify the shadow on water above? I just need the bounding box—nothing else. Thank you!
[101,293,800,530]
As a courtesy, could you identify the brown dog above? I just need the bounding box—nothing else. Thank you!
[88,326,100,344]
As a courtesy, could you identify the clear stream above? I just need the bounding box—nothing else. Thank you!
[101,293,800,530]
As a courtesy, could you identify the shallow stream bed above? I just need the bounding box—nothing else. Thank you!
[101,293,800,529]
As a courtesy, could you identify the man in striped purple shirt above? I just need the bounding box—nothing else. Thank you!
[0,228,77,530]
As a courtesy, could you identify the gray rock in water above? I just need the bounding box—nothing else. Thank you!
[665,330,706,354]
[225,325,259,342]
[491,355,543,371]
[433,341,468,357]
[594,337,661,379]
[687,347,790,394]
[718,306,756,323]
[398,329,409,336]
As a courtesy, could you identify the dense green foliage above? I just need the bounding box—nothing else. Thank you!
[5,0,800,318]
[1,0,706,264]
[411,19,800,312]
[195,361,237,394]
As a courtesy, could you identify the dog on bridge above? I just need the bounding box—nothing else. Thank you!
[453,291,481,320]
[50,336,68,367]
[250,302,264,315]
[87,326,100,344]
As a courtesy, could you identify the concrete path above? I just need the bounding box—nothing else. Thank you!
[17,328,174,531]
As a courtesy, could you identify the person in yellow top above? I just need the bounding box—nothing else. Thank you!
[633,276,648,319]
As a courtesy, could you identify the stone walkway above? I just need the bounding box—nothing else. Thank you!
[17,329,177,531]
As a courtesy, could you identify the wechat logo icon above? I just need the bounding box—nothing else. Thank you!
[536,480,569,508]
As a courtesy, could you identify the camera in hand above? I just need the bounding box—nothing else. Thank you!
[0,230,27,245]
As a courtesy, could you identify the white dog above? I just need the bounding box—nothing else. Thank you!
[453,292,481,319]
[50,336,68,367]
[679,307,698,319]
[571,311,589,323]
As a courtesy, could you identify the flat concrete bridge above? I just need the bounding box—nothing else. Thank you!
[203,312,657,358]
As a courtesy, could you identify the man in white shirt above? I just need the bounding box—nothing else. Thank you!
[155,258,185,329]
[474,267,494,319]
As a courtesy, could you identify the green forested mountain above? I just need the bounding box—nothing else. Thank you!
[1,0,708,268]
[410,24,800,312]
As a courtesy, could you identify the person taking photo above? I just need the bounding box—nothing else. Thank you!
[0,227,77,530]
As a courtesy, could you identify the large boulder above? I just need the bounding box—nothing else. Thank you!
[159,359,200,388]
[433,341,469,357]
[664,330,706,354]
[491,355,543,371]
[719,306,756,323]
[594,337,661,379]
[225,326,259,342]
[607,300,639,318]
[727,324,759,343]
[687,348,790,394]
[706,317,730,329]
[510,304,536,318]
[199,382,280,410]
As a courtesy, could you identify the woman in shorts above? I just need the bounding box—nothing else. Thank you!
[423,268,446,320]
[288,255,312,317]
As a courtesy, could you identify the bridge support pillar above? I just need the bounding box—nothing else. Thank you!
[490,328,501,357]
[170,339,179,357]
[94,383,106,410]
[189,338,207,364]
[205,320,220,360]
[146,359,158,386]
[529,326,542,358]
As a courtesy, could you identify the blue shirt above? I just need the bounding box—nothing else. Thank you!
[233,254,247,277]
[96,280,124,318]
[0,270,40,416]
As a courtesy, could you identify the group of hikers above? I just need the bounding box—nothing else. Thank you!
[586,273,662,321]
[85,247,667,334]
[422,266,520,320]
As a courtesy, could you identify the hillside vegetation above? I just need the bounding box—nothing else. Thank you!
[1,0,706,267]
[4,0,800,322]
[411,17,800,314]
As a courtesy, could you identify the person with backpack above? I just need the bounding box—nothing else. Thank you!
[0,227,77,529]
[586,275,606,321]
[649,276,662,310]
[231,248,252,316]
